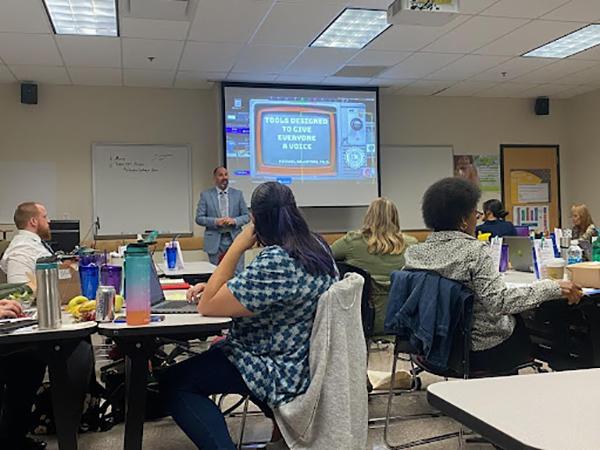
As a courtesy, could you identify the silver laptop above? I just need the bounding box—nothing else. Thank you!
[504,236,534,273]
[149,263,198,314]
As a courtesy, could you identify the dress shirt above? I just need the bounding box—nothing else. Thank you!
[0,230,52,284]
[216,187,229,218]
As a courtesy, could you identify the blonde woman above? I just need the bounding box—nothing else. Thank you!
[572,204,597,242]
[331,197,417,335]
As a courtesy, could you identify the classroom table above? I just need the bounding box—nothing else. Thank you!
[97,314,231,450]
[156,261,216,283]
[427,368,600,450]
[503,270,600,370]
[0,317,96,450]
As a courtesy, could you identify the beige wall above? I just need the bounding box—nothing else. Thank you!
[0,83,575,235]
[565,90,600,227]
[0,83,219,236]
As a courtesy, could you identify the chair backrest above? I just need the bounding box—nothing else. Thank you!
[387,269,475,378]
[336,262,374,338]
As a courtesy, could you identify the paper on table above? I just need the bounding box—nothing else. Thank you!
[163,291,187,301]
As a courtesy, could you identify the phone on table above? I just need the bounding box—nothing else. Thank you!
[113,315,165,323]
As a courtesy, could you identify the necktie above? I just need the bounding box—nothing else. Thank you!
[219,191,228,218]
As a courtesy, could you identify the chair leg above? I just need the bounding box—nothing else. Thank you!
[237,396,250,450]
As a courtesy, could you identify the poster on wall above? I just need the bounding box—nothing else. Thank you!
[513,205,550,232]
[510,169,551,205]
[454,155,501,204]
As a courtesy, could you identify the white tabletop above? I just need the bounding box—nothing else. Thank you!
[157,261,216,277]
[0,314,97,343]
[428,369,600,450]
[503,270,600,296]
[98,313,230,331]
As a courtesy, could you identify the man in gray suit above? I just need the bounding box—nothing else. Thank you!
[196,166,249,273]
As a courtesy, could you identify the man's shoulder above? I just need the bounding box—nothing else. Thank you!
[200,188,216,197]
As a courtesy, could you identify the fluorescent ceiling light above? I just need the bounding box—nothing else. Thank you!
[311,8,391,49]
[43,0,118,37]
[523,24,600,58]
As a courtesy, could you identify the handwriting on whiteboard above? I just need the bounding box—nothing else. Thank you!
[108,153,173,174]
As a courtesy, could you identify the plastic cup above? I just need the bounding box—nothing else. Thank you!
[499,244,509,273]
[166,245,177,269]
[100,265,122,295]
[545,258,566,280]
[79,264,99,299]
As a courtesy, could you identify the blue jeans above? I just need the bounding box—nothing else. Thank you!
[160,346,273,449]
[208,233,245,274]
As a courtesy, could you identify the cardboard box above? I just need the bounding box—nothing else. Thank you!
[58,261,80,304]
[567,262,600,288]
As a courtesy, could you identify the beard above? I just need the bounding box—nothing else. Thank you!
[38,226,51,241]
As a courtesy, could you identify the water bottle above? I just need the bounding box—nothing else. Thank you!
[567,240,583,265]
[592,236,600,262]
[124,243,151,326]
[35,257,62,330]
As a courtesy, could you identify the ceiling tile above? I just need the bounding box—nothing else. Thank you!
[571,44,600,61]
[0,0,51,34]
[226,73,278,83]
[514,59,598,83]
[422,16,529,54]
[180,42,243,72]
[426,54,509,81]
[323,76,371,86]
[542,0,600,22]
[556,64,600,85]
[68,67,122,86]
[122,38,184,70]
[120,18,190,40]
[381,52,462,79]
[232,45,302,74]
[347,50,412,67]
[0,65,15,83]
[476,20,584,57]
[554,85,599,98]
[435,80,498,96]
[470,57,555,81]
[283,48,358,76]
[396,80,454,96]
[190,0,272,43]
[56,36,121,68]
[459,0,500,14]
[472,82,540,97]
[523,83,575,98]
[10,65,70,85]
[251,2,344,46]
[124,69,175,88]
[367,16,470,52]
[0,34,62,66]
[369,78,416,89]
[481,0,570,19]
[175,71,225,88]
[274,75,326,84]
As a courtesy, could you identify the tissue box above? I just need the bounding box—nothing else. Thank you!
[567,262,600,288]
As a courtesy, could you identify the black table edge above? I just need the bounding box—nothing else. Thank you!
[427,389,542,450]
[97,322,229,338]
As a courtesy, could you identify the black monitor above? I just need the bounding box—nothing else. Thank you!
[48,220,80,253]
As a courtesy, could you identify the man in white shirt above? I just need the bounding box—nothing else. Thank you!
[0,202,53,284]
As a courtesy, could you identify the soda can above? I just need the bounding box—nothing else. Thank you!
[95,285,116,322]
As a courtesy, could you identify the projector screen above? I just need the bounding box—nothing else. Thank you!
[222,83,380,207]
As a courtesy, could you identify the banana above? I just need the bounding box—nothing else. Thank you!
[78,300,96,313]
[67,295,88,313]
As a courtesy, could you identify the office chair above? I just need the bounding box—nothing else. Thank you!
[383,270,543,449]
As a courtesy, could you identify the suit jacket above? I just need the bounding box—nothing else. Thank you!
[195,187,249,255]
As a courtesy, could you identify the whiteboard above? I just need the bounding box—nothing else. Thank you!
[0,161,57,223]
[380,146,454,230]
[92,144,192,237]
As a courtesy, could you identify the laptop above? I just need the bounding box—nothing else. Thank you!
[149,263,198,314]
[504,236,534,273]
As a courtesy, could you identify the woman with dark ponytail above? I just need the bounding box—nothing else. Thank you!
[476,199,517,237]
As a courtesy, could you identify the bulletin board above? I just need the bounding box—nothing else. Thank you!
[500,145,561,233]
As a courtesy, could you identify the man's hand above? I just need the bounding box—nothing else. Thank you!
[215,217,227,227]
[558,280,584,305]
[0,299,23,319]
[224,217,236,226]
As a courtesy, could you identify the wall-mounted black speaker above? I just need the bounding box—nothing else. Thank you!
[21,82,38,105]
[535,96,549,115]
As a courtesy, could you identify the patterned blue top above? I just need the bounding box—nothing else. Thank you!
[221,245,335,407]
